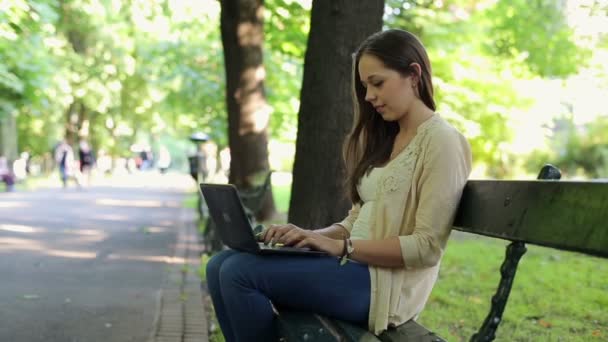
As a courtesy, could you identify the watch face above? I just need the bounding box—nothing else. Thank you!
[347,240,355,253]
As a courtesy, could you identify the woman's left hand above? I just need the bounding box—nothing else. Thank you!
[263,223,344,257]
[292,232,344,257]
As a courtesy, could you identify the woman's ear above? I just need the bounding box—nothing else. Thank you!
[409,63,422,84]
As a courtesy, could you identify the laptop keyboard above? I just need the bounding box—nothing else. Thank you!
[258,242,285,250]
[258,242,308,251]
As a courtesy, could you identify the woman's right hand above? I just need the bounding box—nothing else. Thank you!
[259,223,314,247]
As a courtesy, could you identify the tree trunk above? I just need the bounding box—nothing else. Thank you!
[0,113,19,162]
[64,101,89,144]
[289,0,384,228]
[220,0,275,220]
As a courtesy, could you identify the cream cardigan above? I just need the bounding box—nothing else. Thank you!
[337,114,472,334]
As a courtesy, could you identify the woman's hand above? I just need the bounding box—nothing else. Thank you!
[260,224,344,257]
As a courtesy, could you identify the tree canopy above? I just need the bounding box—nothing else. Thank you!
[1,0,607,178]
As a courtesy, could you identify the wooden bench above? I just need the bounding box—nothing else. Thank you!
[238,170,274,223]
[276,164,608,341]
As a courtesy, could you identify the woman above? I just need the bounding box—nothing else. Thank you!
[206,29,472,341]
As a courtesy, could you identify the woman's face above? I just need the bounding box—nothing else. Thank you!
[358,53,417,122]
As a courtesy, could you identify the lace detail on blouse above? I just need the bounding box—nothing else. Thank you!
[376,115,440,197]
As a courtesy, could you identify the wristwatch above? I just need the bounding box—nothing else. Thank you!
[340,238,355,266]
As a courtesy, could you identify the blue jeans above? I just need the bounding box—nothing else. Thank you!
[206,249,371,342]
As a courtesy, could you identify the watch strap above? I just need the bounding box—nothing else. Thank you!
[339,238,348,266]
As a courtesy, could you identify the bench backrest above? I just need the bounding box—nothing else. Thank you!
[453,180,608,258]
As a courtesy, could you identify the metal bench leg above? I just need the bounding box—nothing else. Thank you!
[470,241,526,342]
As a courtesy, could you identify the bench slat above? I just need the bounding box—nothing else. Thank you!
[277,312,446,342]
[454,180,608,257]
[276,311,342,341]
[378,320,446,342]
[330,319,381,341]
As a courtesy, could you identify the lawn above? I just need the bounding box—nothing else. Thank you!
[271,183,291,214]
[421,235,607,341]
[194,183,607,342]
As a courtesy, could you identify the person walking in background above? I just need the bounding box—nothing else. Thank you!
[0,155,16,192]
[157,145,171,174]
[78,140,95,186]
[12,152,30,181]
[54,139,80,189]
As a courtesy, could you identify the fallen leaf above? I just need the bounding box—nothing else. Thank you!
[22,294,39,300]
[538,319,553,328]
[592,330,602,337]
[467,296,482,304]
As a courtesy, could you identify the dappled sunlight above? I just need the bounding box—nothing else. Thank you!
[0,227,184,263]
[45,250,97,259]
[95,198,165,208]
[0,241,96,259]
[183,235,199,244]
[145,226,170,233]
[92,172,197,191]
[61,228,106,237]
[0,237,96,259]
[158,220,176,227]
[92,214,130,222]
[0,225,108,244]
[107,253,184,264]
[0,224,46,234]
[237,22,263,46]
[0,241,180,261]
[0,237,44,250]
[62,234,108,245]
[60,194,91,200]
[0,201,30,209]
[164,201,181,208]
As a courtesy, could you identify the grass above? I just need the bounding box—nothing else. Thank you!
[420,236,607,341]
[5,174,57,192]
[272,183,291,214]
[183,193,198,209]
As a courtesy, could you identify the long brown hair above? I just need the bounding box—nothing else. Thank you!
[343,29,435,204]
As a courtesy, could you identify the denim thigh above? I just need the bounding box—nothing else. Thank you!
[219,252,371,325]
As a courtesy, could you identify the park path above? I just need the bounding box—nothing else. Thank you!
[0,172,206,342]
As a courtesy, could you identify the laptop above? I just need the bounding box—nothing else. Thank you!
[199,183,327,256]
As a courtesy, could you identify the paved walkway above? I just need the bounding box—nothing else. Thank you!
[0,172,208,342]
[148,204,208,342]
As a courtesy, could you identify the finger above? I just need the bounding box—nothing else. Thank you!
[294,238,306,248]
[267,225,290,245]
[259,226,269,240]
[264,227,278,244]
[270,227,287,245]
[275,225,297,242]
[295,237,314,249]
[279,229,298,244]
[281,229,303,245]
